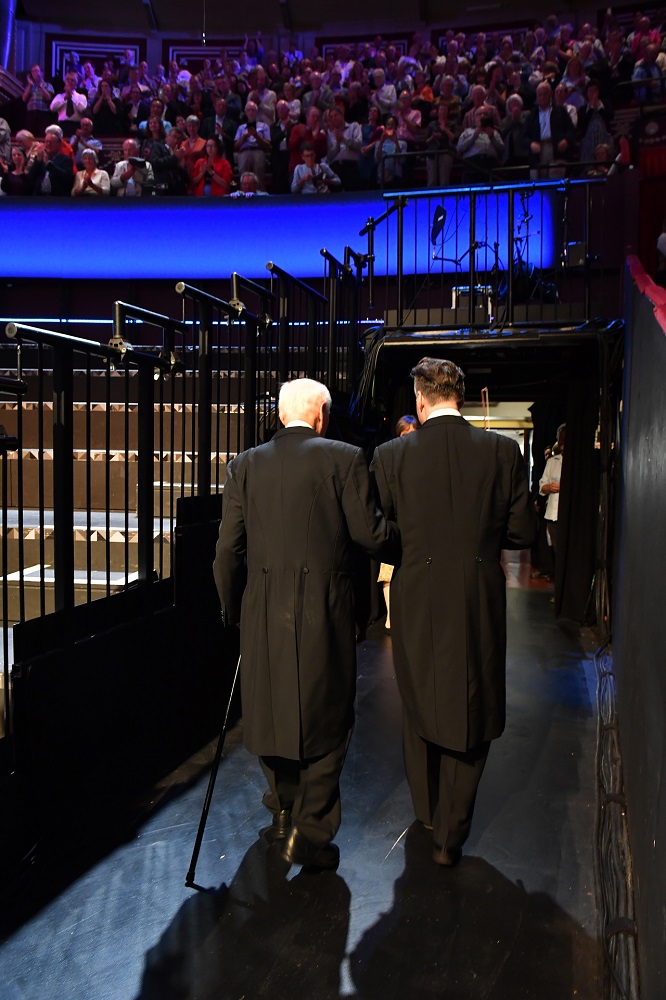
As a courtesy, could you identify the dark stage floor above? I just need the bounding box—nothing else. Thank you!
[0,564,603,998]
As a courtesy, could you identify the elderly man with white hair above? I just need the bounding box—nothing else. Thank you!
[110,138,154,196]
[214,378,396,871]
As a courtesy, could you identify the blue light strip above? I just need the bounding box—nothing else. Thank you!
[1,188,555,280]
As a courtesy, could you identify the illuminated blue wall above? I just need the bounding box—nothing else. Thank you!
[0,186,557,280]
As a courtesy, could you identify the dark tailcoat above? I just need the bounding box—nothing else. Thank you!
[371,415,536,753]
[214,426,395,761]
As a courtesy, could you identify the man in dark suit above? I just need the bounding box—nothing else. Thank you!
[371,358,536,867]
[214,378,396,871]
[27,131,74,195]
[526,80,575,179]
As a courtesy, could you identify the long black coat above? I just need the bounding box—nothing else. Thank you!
[214,426,395,760]
[371,415,536,753]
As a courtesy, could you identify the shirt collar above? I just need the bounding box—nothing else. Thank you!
[426,407,462,420]
[285,419,314,429]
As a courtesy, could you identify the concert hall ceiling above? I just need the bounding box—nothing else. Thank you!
[16,0,591,34]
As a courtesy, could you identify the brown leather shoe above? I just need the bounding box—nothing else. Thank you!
[281,827,340,870]
[432,845,462,867]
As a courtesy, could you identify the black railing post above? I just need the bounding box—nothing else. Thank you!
[244,317,258,449]
[136,362,154,584]
[307,295,318,380]
[197,301,213,499]
[507,192,515,325]
[396,198,405,327]
[52,345,74,615]
[277,273,289,385]
[584,184,592,322]
[468,193,477,328]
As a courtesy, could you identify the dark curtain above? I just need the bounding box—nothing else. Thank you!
[555,378,599,622]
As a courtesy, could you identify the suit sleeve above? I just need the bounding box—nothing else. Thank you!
[503,442,538,549]
[369,445,396,521]
[342,447,398,562]
[212,459,247,626]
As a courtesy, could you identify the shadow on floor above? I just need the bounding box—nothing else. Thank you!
[135,822,601,1000]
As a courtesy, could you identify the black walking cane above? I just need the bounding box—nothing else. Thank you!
[185,653,241,888]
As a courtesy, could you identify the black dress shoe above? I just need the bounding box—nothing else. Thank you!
[432,845,462,867]
[264,808,292,842]
[281,827,340,870]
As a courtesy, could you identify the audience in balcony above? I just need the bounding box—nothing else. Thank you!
[22,64,55,135]
[70,117,104,167]
[71,149,111,195]
[3,10,664,197]
[0,144,31,195]
[27,130,74,195]
[190,136,233,196]
[110,138,154,196]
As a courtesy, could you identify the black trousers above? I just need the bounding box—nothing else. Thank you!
[260,729,352,847]
[403,712,490,851]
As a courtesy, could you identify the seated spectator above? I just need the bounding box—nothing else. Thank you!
[186,79,209,122]
[302,71,336,116]
[500,94,530,175]
[325,106,362,190]
[123,85,148,135]
[346,80,369,124]
[600,30,635,104]
[243,32,264,69]
[142,115,168,160]
[151,126,188,195]
[120,66,151,103]
[288,105,327,174]
[137,61,154,94]
[375,115,407,187]
[190,136,232,196]
[395,89,423,183]
[578,81,613,162]
[110,138,154,197]
[632,44,664,103]
[0,116,9,162]
[360,105,383,187]
[71,149,110,196]
[0,145,32,196]
[282,81,302,124]
[49,71,88,137]
[554,83,578,128]
[432,75,461,123]
[425,102,456,187]
[211,75,242,122]
[586,142,613,176]
[201,97,237,162]
[370,68,397,118]
[71,118,103,168]
[234,100,271,190]
[137,98,172,136]
[45,124,76,167]
[230,171,268,197]
[160,83,189,126]
[81,62,101,96]
[485,62,507,115]
[180,114,206,177]
[22,64,55,134]
[251,67,277,124]
[462,85,501,130]
[527,81,575,180]
[27,131,74,195]
[15,130,40,164]
[270,99,293,193]
[291,143,341,193]
[560,55,588,109]
[457,114,505,184]
[91,79,124,135]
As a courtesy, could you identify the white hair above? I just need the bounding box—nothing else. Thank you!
[279,378,331,421]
